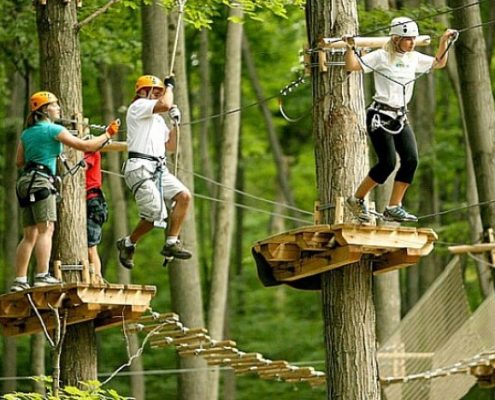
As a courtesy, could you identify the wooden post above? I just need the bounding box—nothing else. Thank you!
[81,260,90,283]
[314,201,321,225]
[334,196,344,224]
[53,260,62,280]
[318,50,328,72]
[319,35,431,49]
[487,228,495,266]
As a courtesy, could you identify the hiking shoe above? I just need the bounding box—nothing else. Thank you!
[10,280,31,292]
[383,205,418,222]
[160,241,192,260]
[34,273,61,287]
[117,238,135,269]
[346,196,372,222]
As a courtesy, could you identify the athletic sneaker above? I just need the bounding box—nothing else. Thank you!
[34,273,61,287]
[10,280,31,292]
[160,241,192,260]
[346,196,372,222]
[117,238,135,269]
[383,205,418,222]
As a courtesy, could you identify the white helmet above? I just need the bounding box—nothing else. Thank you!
[389,17,419,37]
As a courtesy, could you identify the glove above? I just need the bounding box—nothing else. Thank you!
[105,118,120,137]
[169,106,181,125]
[164,75,175,89]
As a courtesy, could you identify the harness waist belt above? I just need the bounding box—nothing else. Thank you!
[373,101,405,112]
[128,151,163,163]
[23,161,55,178]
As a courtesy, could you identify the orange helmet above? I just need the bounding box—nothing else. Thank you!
[30,91,58,111]
[135,75,165,94]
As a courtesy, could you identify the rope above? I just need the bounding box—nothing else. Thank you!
[168,0,186,77]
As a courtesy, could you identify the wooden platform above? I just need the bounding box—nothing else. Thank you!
[252,223,437,289]
[0,283,156,337]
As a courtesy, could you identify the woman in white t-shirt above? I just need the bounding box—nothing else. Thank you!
[343,17,456,222]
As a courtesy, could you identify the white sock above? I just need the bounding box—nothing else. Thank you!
[15,276,28,283]
[35,272,48,278]
[125,236,134,247]
[167,236,178,245]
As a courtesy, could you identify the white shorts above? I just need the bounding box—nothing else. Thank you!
[123,158,188,223]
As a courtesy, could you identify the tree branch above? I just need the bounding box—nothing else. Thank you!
[75,0,121,30]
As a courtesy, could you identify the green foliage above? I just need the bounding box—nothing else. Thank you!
[3,378,129,400]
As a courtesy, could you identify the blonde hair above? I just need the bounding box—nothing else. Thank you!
[383,35,403,63]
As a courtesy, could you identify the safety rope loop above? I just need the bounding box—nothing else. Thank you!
[278,75,309,123]
[168,0,187,77]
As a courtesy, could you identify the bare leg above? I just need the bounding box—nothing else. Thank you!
[355,176,379,199]
[167,190,191,237]
[88,246,101,277]
[389,181,410,206]
[15,225,39,278]
[34,221,55,274]
[130,219,154,244]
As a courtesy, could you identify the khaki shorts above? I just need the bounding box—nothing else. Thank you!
[21,194,57,227]
[124,158,188,223]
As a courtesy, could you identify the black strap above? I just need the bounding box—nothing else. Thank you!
[128,151,162,163]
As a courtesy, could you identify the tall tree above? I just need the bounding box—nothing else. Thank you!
[208,4,244,399]
[36,0,97,386]
[452,1,495,234]
[433,0,491,297]
[2,70,24,395]
[306,0,380,399]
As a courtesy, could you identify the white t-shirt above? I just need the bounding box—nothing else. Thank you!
[126,98,170,158]
[360,49,435,109]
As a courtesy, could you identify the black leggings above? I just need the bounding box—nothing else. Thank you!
[366,109,419,185]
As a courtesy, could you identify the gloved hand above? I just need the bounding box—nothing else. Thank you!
[169,106,181,125]
[106,118,121,137]
[164,75,175,89]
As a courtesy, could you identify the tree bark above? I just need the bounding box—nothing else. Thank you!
[452,1,495,230]
[1,69,23,395]
[30,334,46,395]
[167,11,208,400]
[306,1,380,398]
[207,5,244,399]
[36,0,97,386]
[142,0,168,75]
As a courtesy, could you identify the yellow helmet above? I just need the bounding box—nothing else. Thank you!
[135,75,165,93]
[30,91,58,111]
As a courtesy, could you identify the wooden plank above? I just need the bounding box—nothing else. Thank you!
[373,249,421,275]
[320,35,431,49]
[274,246,362,281]
[448,243,495,255]
[333,225,430,250]
[259,243,300,261]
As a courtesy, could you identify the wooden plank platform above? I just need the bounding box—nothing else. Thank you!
[0,283,156,337]
[252,224,437,288]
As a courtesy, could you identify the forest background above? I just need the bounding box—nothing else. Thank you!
[0,0,494,399]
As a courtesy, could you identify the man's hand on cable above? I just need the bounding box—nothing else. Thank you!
[105,118,120,137]
[164,75,175,89]
[168,106,181,125]
[441,29,459,43]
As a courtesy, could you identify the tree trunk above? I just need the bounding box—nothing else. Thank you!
[1,69,23,395]
[242,33,298,217]
[434,0,491,297]
[167,11,209,400]
[142,0,168,75]
[485,0,495,66]
[208,5,244,399]
[36,0,97,386]
[452,2,495,230]
[306,1,380,399]
[31,334,46,395]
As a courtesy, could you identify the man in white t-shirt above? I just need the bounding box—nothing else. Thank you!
[343,17,456,222]
[117,75,192,269]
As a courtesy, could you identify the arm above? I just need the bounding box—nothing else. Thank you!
[57,129,112,152]
[166,126,177,153]
[433,29,458,69]
[153,86,174,113]
[16,141,25,168]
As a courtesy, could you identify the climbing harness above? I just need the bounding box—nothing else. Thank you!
[16,162,60,208]
[369,101,407,135]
